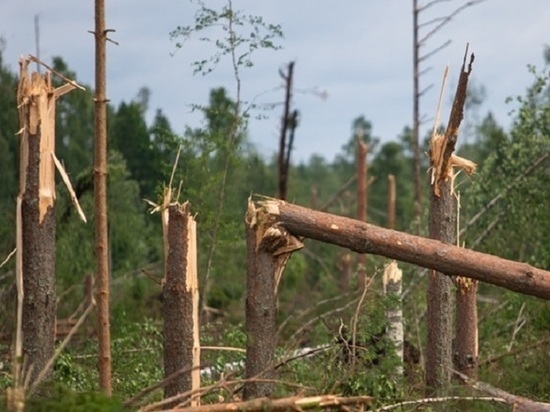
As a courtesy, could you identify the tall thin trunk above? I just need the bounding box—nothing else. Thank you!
[412,0,422,232]
[93,0,112,395]
[278,62,294,200]
[387,175,396,230]
[356,134,368,286]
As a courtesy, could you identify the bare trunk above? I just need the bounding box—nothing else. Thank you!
[383,261,403,377]
[253,198,550,299]
[425,50,474,395]
[93,0,112,394]
[17,62,57,387]
[454,278,478,379]
[387,175,396,230]
[356,135,368,286]
[412,0,422,232]
[277,62,295,201]
[244,200,302,399]
[162,202,200,405]
[425,181,455,395]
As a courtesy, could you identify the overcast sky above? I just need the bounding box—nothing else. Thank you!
[1,1,549,163]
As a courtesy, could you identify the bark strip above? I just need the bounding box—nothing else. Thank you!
[254,199,550,300]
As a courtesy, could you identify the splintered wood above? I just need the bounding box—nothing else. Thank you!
[15,56,78,389]
[162,201,200,406]
[429,50,477,197]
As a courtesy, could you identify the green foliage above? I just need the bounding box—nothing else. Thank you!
[25,384,123,412]
[0,46,19,254]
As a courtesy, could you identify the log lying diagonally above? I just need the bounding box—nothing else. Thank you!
[255,198,550,300]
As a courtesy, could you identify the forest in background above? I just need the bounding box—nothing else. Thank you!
[0,17,549,409]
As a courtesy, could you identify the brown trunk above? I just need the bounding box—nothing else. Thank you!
[425,50,474,396]
[278,62,295,201]
[244,200,302,399]
[338,253,352,292]
[253,199,550,299]
[356,135,368,286]
[425,180,455,395]
[387,174,396,229]
[454,278,478,379]
[93,0,112,394]
[412,0,422,233]
[17,62,57,386]
[162,202,200,405]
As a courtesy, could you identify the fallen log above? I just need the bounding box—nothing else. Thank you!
[255,198,550,300]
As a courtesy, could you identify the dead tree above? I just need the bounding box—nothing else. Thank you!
[383,261,404,377]
[356,131,368,286]
[412,0,485,230]
[93,0,113,394]
[387,175,396,230]
[244,200,303,399]
[250,198,550,300]
[278,62,295,200]
[16,58,75,387]
[426,49,475,394]
[162,201,200,406]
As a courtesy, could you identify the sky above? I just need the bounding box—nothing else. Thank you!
[1,1,549,163]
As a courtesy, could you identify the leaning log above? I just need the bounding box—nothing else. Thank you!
[254,198,550,300]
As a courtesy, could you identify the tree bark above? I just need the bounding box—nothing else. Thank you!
[93,0,112,394]
[454,278,478,379]
[387,175,396,230]
[244,200,302,399]
[412,0,422,234]
[356,134,368,286]
[278,62,295,201]
[253,199,550,300]
[17,62,57,387]
[383,261,403,377]
[162,202,200,406]
[425,180,455,395]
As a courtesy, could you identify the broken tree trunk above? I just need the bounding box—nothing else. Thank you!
[252,198,550,300]
[244,199,302,399]
[162,201,200,406]
[425,176,455,395]
[16,57,76,387]
[383,261,403,377]
[454,277,478,379]
[426,49,476,395]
